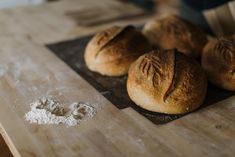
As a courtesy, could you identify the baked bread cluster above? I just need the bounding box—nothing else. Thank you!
[127,49,207,114]
[84,25,151,76]
[84,16,233,115]
[202,36,235,91]
[143,15,207,57]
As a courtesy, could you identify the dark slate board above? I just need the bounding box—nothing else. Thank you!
[46,35,235,125]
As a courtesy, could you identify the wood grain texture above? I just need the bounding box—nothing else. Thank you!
[0,0,234,156]
[203,10,224,36]
[0,35,118,157]
[215,3,235,36]
[0,0,151,45]
[228,1,235,22]
[0,135,13,157]
[0,35,177,157]
[123,96,235,157]
[0,33,234,157]
[203,1,235,36]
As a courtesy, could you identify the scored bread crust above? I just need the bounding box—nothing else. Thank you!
[127,49,207,114]
[84,25,151,76]
[202,36,235,91]
[143,15,207,58]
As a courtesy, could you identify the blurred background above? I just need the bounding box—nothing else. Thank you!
[0,0,46,8]
[0,0,234,36]
[0,0,233,36]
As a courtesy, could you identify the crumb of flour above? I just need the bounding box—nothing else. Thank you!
[25,97,96,127]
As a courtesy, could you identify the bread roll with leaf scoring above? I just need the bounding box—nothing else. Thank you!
[143,15,207,57]
[202,36,235,91]
[127,49,207,114]
[84,25,151,76]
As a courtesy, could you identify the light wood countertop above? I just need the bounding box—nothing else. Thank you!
[0,0,234,157]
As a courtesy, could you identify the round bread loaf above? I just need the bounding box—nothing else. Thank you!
[202,36,235,91]
[84,25,151,76]
[143,15,207,57]
[127,49,207,114]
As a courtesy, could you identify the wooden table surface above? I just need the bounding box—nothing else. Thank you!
[0,0,234,157]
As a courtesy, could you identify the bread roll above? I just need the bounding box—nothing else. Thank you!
[202,36,235,91]
[84,25,151,76]
[143,15,207,57]
[127,49,207,114]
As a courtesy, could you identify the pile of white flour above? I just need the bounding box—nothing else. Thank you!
[25,97,96,127]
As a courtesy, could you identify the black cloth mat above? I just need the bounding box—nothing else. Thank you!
[46,35,235,124]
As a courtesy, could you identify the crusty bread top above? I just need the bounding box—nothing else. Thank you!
[213,36,235,66]
[85,25,150,63]
[129,49,207,110]
[137,49,176,102]
[143,15,207,57]
[203,36,235,71]
[89,26,134,54]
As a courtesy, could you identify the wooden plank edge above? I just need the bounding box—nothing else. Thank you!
[0,123,21,157]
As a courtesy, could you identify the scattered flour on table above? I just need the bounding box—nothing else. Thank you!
[25,97,96,127]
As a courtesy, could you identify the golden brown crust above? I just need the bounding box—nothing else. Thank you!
[127,49,207,114]
[202,36,235,91]
[85,25,151,76]
[143,15,208,58]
